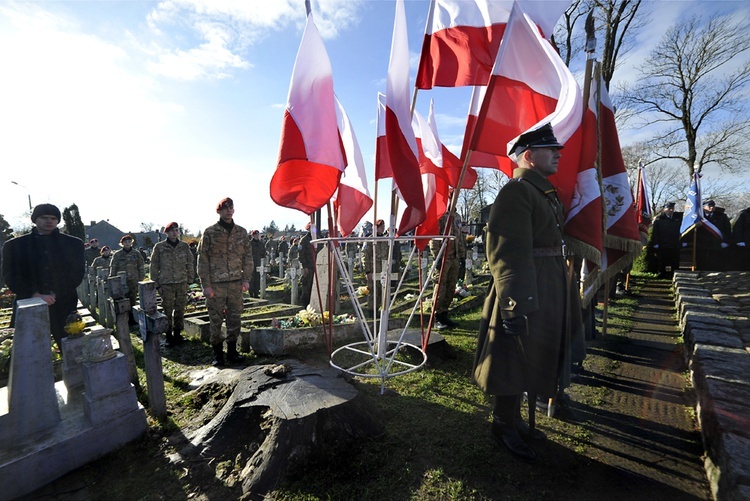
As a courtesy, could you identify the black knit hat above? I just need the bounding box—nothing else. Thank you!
[31,204,61,223]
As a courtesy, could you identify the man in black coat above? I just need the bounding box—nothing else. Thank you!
[650,202,683,278]
[249,230,265,298]
[2,204,85,353]
[299,223,316,307]
[695,200,731,270]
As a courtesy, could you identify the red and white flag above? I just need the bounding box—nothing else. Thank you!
[413,101,451,250]
[636,161,652,238]
[375,93,393,180]
[270,14,343,215]
[461,85,512,173]
[416,0,567,89]
[598,75,641,252]
[468,2,583,209]
[386,0,425,235]
[564,76,602,262]
[332,96,372,237]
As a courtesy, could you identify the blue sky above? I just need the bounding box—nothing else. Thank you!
[0,0,747,236]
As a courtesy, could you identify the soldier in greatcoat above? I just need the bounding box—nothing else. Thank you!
[473,123,569,461]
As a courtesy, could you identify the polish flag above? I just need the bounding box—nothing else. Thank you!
[563,77,602,262]
[375,93,393,180]
[416,0,567,89]
[386,0,425,235]
[332,96,373,237]
[270,14,343,215]
[580,75,643,302]
[598,75,641,252]
[635,161,652,238]
[461,85,513,174]
[413,101,451,250]
[468,2,583,210]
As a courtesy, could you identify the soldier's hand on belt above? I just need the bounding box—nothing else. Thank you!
[242,281,249,292]
[502,316,527,336]
[204,286,215,299]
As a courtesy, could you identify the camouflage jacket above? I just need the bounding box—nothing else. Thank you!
[109,248,145,281]
[197,221,254,287]
[150,239,194,285]
[430,214,466,260]
[362,236,389,274]
[91,255,111,272]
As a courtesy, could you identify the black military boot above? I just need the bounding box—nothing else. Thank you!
[226,341,243,364]
[212,344,225,367]
[172,329,186,345]
[492,395,536,461]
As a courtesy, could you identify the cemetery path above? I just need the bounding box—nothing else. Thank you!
[20,277,712,500]
[539,277,712,500]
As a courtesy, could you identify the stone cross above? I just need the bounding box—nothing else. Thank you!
[86,265,97,311]
[107,272,138,384]
[96,267,112,328]
[290,259,300,305]
[465,256,473,285]
[278,252,285,279]
[133,280,167,419]
[259,258,267,299]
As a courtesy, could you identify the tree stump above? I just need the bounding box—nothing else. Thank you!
[174,359,384,498]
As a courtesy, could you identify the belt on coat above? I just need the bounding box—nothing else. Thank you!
[532,245,568,257]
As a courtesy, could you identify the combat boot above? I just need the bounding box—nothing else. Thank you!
[226,341,243,364]
[212,344,225,367]
[164,329,174,347]
[172,329,186,345]
[492,395,536,461]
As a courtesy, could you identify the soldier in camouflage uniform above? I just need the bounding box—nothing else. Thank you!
[150,222,194,347]
[85,238,101,266]
[91,246,112,272]
[198,198,254,366]
[430,212,466,330]
[361,219,388,310]
[109,234,145,326]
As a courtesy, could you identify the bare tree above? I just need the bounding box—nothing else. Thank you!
[621,14,750,178]
[552,0,588,66]
[594,0,645,89]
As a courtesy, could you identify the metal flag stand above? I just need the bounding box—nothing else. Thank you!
[316,231,453,394]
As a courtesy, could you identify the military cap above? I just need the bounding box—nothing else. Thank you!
[164,221,179,232]
[509,123,564,156]
[120,234,134,243]
[703,199,715,207]
[100,246,111,254]
[31,203,61,223]
[664,202,675,209]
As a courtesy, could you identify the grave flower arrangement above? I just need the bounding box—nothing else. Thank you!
[278,306,356,329]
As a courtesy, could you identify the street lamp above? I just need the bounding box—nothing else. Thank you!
[10,181,32,211]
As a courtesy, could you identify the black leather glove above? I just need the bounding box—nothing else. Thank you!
[502,316,527,336]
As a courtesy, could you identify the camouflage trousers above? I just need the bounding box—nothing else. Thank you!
[432,256,459,315]
[159,282,188,333]
[206,280,244,346]
[126,279,140,309]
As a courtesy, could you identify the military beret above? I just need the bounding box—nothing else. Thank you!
[216,197,233,211]
[164,222,179,232]
[30,203,61,223]
[120,234,134,243]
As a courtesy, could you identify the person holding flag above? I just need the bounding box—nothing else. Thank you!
[650,202,683,278]
[473,123,570,462]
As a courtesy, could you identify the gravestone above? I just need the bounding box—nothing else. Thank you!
[310,245,339,314]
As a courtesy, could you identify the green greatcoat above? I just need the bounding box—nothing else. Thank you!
[473,167,569,400]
